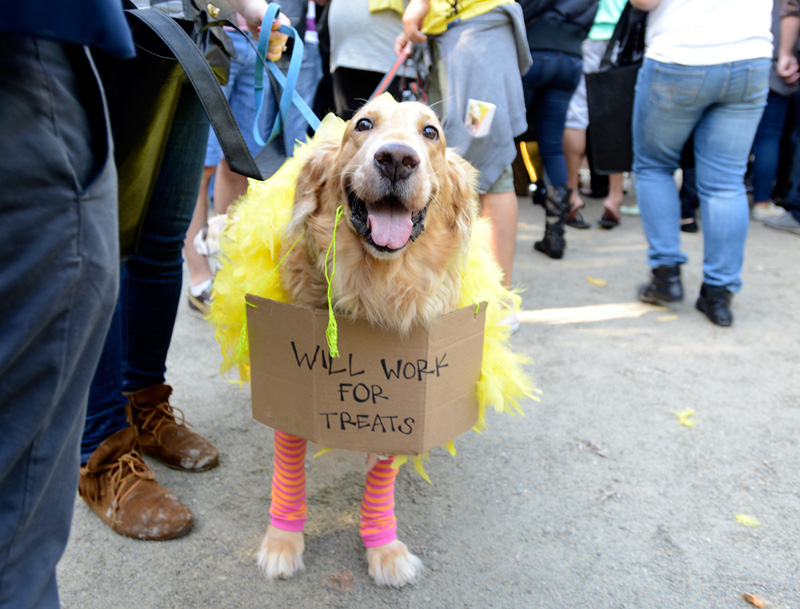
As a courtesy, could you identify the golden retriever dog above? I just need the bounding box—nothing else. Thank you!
[256,95,478,587]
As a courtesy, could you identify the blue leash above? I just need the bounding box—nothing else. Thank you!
[253,3,321,147]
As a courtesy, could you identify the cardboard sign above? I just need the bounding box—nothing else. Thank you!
[246,296,486,455]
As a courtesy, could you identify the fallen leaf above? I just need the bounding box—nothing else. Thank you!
[328,567,355,593]
[586,276,607,287]
[599,486,621,502]
[572,438,608,457]
[657,314,679,322]
[734,513,760,527]
[741,592,766,607]
[675,408,696,428]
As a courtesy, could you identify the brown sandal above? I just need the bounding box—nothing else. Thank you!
[567,206,590,229]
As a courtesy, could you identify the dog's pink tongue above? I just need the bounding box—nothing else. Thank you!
[367,202,413,249]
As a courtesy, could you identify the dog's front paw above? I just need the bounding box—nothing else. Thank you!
[366,540,423,588]
[256,526,305,580]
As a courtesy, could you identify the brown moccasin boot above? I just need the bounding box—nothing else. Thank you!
[125,384,219,472]
[79,426,193,540]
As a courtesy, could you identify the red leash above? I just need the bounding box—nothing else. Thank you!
[368,48,410,100]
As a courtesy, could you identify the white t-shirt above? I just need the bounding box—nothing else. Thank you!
[645,0,773,66]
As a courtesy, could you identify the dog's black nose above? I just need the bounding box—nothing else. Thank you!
[374,144,420,182]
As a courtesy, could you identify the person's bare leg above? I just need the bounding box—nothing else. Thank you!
[563,127,587,214]
[480,191,518,289]
[184,165,216,289]
[605,173,625,217]
[213,158,250,216]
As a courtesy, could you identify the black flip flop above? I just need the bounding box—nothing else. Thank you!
[598,209,620,229]
[566,209,591,229]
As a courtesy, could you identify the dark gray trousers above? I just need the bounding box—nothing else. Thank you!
[0,36,118,609]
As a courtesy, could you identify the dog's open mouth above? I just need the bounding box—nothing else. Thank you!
[348,189,428,253]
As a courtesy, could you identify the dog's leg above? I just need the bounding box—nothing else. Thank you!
[360,458,423,587]
[256,430,307,580]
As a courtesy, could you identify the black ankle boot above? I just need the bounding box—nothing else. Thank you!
[530,180,547,207]
[695,283,733,326]
[534,186,569,259]
[638,265,683,305]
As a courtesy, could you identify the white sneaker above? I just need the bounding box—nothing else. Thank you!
[764,211,800,235]
[751,202,786,221]
[500,313,521,335]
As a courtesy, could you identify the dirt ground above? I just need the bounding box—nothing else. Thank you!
[58,189,800,609]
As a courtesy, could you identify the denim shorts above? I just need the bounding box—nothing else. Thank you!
[481,164,515,195]
[205,31,261,166]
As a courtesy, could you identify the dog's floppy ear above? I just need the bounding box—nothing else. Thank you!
[286,139,341,239]
[444,149,479,254]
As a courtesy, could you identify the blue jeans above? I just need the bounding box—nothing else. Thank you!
[633,57,769,291]
[751,89,792,203]
[81,80,209,463]
[205,30,263,165]
[521,51,583,187]
[785,94,800,221]
[0,39,118,609]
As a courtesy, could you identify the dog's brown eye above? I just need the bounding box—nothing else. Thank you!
[422,125,439,141]
[354,118,373,132]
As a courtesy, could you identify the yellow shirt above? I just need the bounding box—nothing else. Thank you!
[422,0,512,35]
[368,0,405,15]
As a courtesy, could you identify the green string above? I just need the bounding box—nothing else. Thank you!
[457,270,481,315]
[324,205,344,358]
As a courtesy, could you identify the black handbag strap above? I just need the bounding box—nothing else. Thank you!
[127,7,264,180]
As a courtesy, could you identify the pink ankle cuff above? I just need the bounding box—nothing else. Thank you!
[270,515,306,532]
[360,526,397,548]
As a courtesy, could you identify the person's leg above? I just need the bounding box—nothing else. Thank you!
[79,78,217,540]
[765,91,800,228]
[563,127,588,215]
[184,30,257,311]
[563,38,603,225]
[0,39,118,609]
[632,59,700,273]
[529,52,582,257]
[212,160,249,214]
[480,188,518,288]
[532,53,581,189]
[122,81,209,391]
[184,166,216,297]
[212,31,261,217]
[751,90,791,219]
[679,164,700,232]
[599,173,625,228]
[693,59,769,294]
[81,297,129,464]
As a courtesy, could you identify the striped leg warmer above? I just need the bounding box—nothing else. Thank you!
[269,430,307,532]
[359,457,399,548]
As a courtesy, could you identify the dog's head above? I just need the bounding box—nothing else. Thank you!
[289,95,476,258]
[339,95,447,256]
[284,95,477,327]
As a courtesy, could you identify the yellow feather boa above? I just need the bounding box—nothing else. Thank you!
[210,113,539,480]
